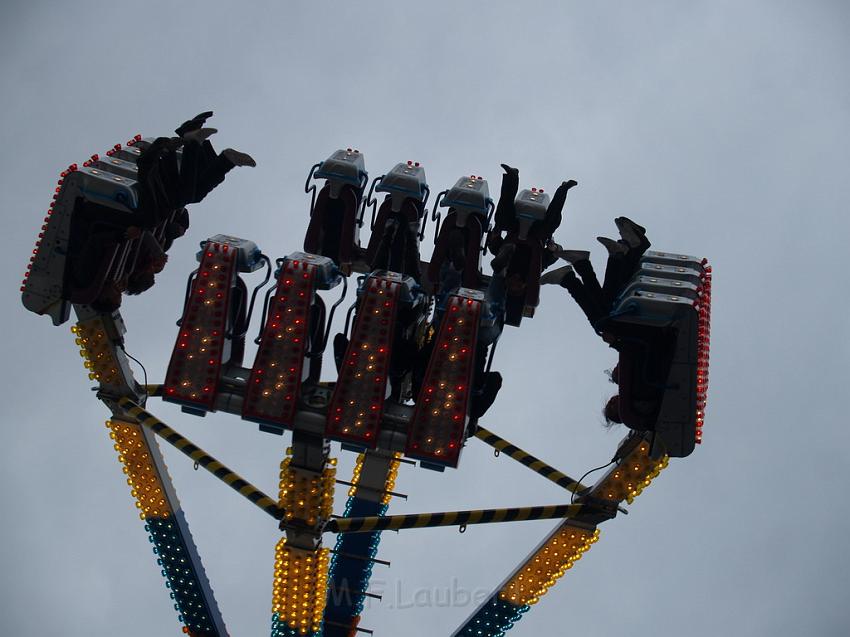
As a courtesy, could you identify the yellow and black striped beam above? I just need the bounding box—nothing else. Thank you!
[118,397,283,521]
[474,426,589,495]
[325,503,586,534]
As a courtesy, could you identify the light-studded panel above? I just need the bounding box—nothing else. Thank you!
[243,258,317,428]
[498,525,599,607]
[164,241,237,410]
[591,439,668,505]
[325,276,400,446]
[73,318,122,387]
[407,293,482,467]
[272,540,330,636]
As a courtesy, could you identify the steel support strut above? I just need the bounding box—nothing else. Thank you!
[325,503,590,534]
[474,425,590,494]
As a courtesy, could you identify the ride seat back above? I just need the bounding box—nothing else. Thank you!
[375,161,428,213]
[514,188,549,241]
[68,236,126,305]
[365,197,421,266]
[502,234,543,325]
[243,255,323,431]
[163,238,240,413]
[304,183,361,271]
[610,255,711,457]
[427,213,485,293]
[612,323,673,431]
[441,175,491,224]
[325,273,405,448]
[22,158,140,322]
[407,288,483,468]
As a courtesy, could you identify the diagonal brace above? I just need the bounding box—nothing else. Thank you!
[325,503,590,534]
[474,425,589,495]
[118,397,284,521]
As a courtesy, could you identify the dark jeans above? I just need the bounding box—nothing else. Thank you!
[180,140,235,205]
[562,258,607,326]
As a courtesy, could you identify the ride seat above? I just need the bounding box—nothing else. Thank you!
[608,255,712,458]
[502,232,543,325]
[364,197,421,267]
[67,235,127,305]
[615,336,667,430]
[427,212,485,292]
[303,183,361,271]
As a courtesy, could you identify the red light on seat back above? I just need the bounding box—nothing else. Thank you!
[325,276,401,447]
[406,293,482,467]
[242,259,318,428]
[163,242,237,411]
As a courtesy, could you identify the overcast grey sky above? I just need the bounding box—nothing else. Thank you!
[2,1,849,636]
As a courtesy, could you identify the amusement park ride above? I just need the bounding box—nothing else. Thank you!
[20,113,712,637]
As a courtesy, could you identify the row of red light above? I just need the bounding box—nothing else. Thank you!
[530,186,545,193]
[325,277,399,446]
[164,242,235,409]
[105,134,143,157]
[243,259,316,427]
[694,260,712,444]
[20,133,142,296]
[407,295,481,466]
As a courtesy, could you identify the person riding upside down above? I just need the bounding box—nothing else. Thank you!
[75,112,255,312]
[486,164,578,323]
[539,216,673,433]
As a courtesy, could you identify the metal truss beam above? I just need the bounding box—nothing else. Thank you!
[474,425,589,495]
